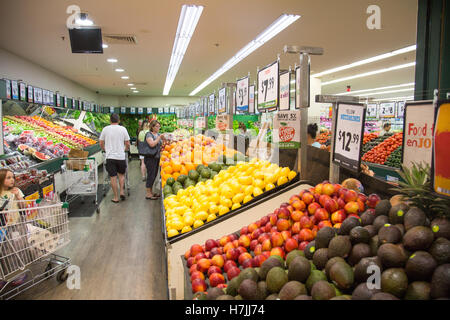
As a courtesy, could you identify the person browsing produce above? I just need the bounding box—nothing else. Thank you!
[137,120,150,181]
[0,169,25,224]
[99,114,130,203]
[144,120,164,200]
[307,123,322,148]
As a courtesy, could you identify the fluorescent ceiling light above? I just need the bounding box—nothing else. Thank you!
[356,87,414,97]
[190,13,301,96]
[336,82,415,95]
[372,95,414,102]
[321,62,416,86]
[133,90,139,93]
[163,4,204,96]
[130,87,136,90]
[102,44,109,49]
[127,83,134,86]
[107,58,118,63]
[313,45,416,78]
[115,68,125,72]
[121,76,129,79]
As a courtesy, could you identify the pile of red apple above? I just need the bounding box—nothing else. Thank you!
[185,181,381,294]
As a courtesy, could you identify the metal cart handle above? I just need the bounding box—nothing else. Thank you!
[62,157,96,160]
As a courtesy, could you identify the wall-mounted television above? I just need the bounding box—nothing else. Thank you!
[68,27,103,54]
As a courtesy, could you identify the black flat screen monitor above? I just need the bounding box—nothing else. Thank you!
[68,27,103,54]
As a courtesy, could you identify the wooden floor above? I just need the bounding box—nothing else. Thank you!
[15,159,168,300]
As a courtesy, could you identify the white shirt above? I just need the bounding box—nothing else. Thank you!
[99,124,130,160]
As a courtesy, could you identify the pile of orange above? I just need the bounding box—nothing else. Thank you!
[160,135,236,186]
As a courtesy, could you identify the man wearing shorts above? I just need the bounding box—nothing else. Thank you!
[99,114,130,203]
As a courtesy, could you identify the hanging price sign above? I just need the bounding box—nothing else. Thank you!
[279,71,290,111]
[257,60,279,111]
[432,101,450,198]
[170,107,175,114]
[64,96,68,108]
[332,102,366,172]
[19,82,26,101]
[28,85,33,102]
[11,80,19,100]
[138,107,143,115]
[121,107,126,114]
[109,106,114,113]
[366,103,378,119]
[249,85,255,114]
[397,101,405,118]
[209,93,216,115]
[35,88,42,104]
[236,76,249,113]
[56,93,61,106]
[130,107,136,114]
[218,88,226,114]
[5,79,11,99]
[379,102,396,118]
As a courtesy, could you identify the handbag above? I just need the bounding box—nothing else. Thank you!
[140,132,159,157]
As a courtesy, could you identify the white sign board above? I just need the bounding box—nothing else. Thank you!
[236,77,249,113]
[332,103,366,172]
[19,82,26,101]
[366,103,378,119]
[218,88,226,114]
[279,72,290,111]
[249,85,255,114]
[28,85,33,102]
[397,101,405,118]
[257,60,279,111]
[379,102,396,118]
[273,110,300,149]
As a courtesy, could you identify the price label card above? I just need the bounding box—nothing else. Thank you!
[332,103,366,172]
[236,76,249,113]
[157,107,163,114]
[249,85,255,114]
[138,107,143,115]
[49,91,54,105]
[130,107,135,114]
[28,85,33,102]
[164,107,170,114]
[218,88,226,114]
[257,60,279,111]
[109,106,114,113]
[11,80,19,100]
[432,101,450,198]
[56,93,61,106]
[170,107,175,114]
[397,101,405,118]
[35,88,42,104]
[366,103,378,119]
[279,71,290,111]
[42,90,47,104]
[5,79,11,99]
[121,107,126,114]
[71,98,75,109]
[64,96,68,108]
[379,102,396,118]
[273,110,300,149]
[209,93,216,114]
[19,82,26,101]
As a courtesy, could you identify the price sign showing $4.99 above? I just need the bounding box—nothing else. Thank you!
[332,103,366,172]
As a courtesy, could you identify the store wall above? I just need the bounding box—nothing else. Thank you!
[307,77,323,125]
[118,96,199,108]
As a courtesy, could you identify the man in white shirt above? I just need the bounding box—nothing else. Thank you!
[99,114,130,203]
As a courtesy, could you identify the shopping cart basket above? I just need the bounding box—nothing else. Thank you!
[102,153,130,197]
[62,157,99,214]
[0,198,71,300]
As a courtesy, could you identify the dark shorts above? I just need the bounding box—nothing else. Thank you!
[106,159,127,177]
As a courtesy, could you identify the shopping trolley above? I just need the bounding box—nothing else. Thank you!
[0,198,71,300]
[102,152,130,197]
[62,157,99,214]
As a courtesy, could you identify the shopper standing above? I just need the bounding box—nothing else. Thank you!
[144,120,163,200]
[137,120,150,181]
[99,114,130,203]
[307,123,322,148]
[380,122,392,136]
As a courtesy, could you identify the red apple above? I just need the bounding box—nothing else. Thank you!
[264,222,272,233]
[299,216,313,229]
[184,249,191,260]
[189,264,198,275]
[260,216,269,226]
[281,230,292,241]
[322,183,335,196]
[270,247,285,259]
[258,233,270,244]
[219,235,231,247]
[236,246,247,255]
[251,228,263,240]
[314,183,323,195]
[269,213,278,226]
[290,210,302,222]
[250,239,259,251]
[308,202,321,215]
[271,232,284,247]
[207,266,222,277]
[232,240,239,248]
[223,242,234,253]
[334,223,342,229]
[337,198,346,209]
[254,244,263,256]
[289,195,301,205]
[225,248,240,261]
[286,205,294,214]
[190,244,204,257]
[324,198,339,214]
[205,239,219,252]
[238,252,253,265]
[358,193,368,203]
[238,234,251,247]
[314,193,321,203]
[317,220,333,229]
[338,187,348,199]
[262,251,271,259]
[277,207,290,219]
[211,254,225,268]
[319,194,332,207]
[205,252,212,259]
[276,218,290,232]
[298,190,306,198]
[240,226,249,235]
[299,241,309,250]
[357,198,365,213]
[314,208,330,221]
[255,220,262,228]
[261,238,272,252]
[196,258,211,273]
[226,266,240,280]
[209,273,225,287]
[367,194,381,208]
[253,254,267,267]
[344,190,358,203]
[229,234,238,242]
[331,209,347,224]
[344,201,359,214]
[223,260,237,273]
[194,252,206,262]
[292,234,300,242]
[280,202,289,208]
[186,257,195,268]
[217,283,227,289]
[298,228,314,241]
[210,247,222,256]
[191,278,207,293]
[291,221,301,234]
[285,238,299,252]
[271,226,278,233]
[302,192,314,205]
[241,258,253,269]
[334,184,342,195]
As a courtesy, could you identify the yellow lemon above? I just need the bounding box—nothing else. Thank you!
[231,203,241,211]
[195,211,208,221]
[228,166,236,173]
[238,176,253,185]
[265,183,275,192]
[209,204,219,215]
[243,194,253,204]
[277,175,288,186]
[206,214,217,222]
[220,197,233,208]
[253,179,265,190]
[181,226,192,234]
[288,171,297,181]
[218,205,230,216]
[230,180,242,194]
[193,220,204,228]
[253,170,264,180]
[183,215,194,227]
[264,173,277,185]
[171,220,184,231]
[281,167,290,177]
[244,185,254,196]
[253,187,263,197]
[232,193,245,204]
[167,229,179,237]
[209,193,220,204]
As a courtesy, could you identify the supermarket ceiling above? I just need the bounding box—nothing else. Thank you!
[0,0,418,99]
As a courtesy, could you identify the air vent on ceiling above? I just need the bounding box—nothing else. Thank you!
[103,34,137,45]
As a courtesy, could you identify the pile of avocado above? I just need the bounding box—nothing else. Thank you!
[194,200,450,300]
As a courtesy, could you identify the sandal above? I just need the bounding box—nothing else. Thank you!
[120,195,126,201]
[111,199,120,203]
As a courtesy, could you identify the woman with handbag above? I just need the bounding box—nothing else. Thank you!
[137,120,149,181]
[143,120,164,199]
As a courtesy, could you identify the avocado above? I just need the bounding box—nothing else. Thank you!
[329,261,354,291]
[315,227,337,249]
[238,268,259,284]
[193,292,207,300]
[430,264,450,299]
[378,224,402,244]
[266,267,288,293]
[338,217,361,236]
[259,257,283,280]
[370,292,400,300]
[377,243,408,268]
[405,251,437,281]
[404,207,427,231]
[388,203,409,225]
[330,295,352,300]
[429,238,450,265]
[306,270,328,293]
[351,283,381,300]
[270,254,285,266]
[349,226,371,244]
[364,225,377,238]
[395,224,406,237]
[373,215,389,232]
[207,287,226,300]
[328,236,352,259]
[238,279,260,300]
[294,295,312,300]
[278,281,307,300]
[354,256,383,283]
[312,248,329,270]
[285,250,305,268]
[304,241,316,260]
[360,209,377,226]
[348,243,372,266]
[288,256,311,283]
[403,226,435,251]
[311,280,336,300]
[381,268,409,298]
[404,281,431,300]
[431,218,450,240]
[265,293,279,300]
[325,257,346,280]
[257,281,269,299]
[375,199,391,217]
[226,277,240,296]
[369,235,380,256]
[330,283,343,296]
[216,295,235,300]
[310,261,317,271]
[234,295,243,300]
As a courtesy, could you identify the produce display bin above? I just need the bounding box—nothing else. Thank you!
[363,162,404,183]
[166,179,313,300]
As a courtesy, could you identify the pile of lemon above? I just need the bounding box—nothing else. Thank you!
[165,158,297,238]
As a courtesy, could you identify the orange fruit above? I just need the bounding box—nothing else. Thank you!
[172,163,182,172]
[180,166,188,175]
[173,172,180,180]
[164,166,173,175]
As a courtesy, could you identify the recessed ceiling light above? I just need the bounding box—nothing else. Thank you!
[115,68,125,72]
[163,4,204,96]
[312,45,417,78]
[75,13,94,26]
[335,83,415,96]
[121,76,129,79]
[127,83,134,86]
[321,62,416,86]
[133,90,139,93]
[190,13,300,96]
[102,44,109,49]
[107,58,118,63]
[130,87,136,90]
